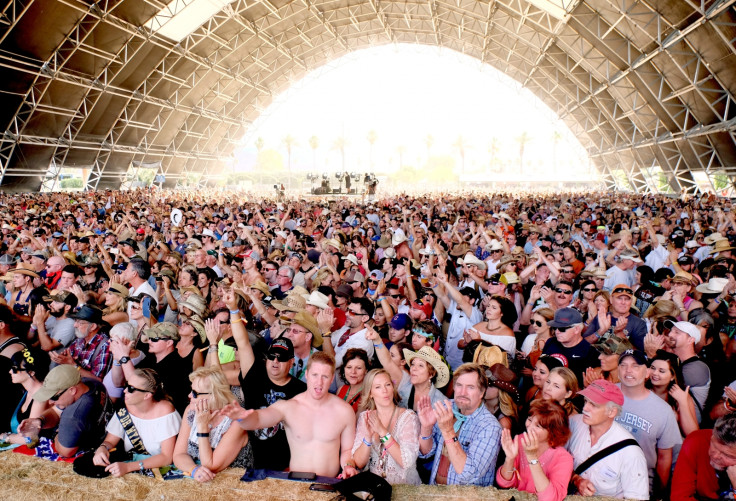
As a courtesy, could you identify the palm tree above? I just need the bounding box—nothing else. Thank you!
[332,135,348,172]
[367,130,377,170]
[309,135,319,171]
[551,130,562,174]
[515,131,531,175]
[424,134,434,161]
[282,134,297,189]
[452,135,468,175]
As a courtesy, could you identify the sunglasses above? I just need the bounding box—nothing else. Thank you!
[555,288,573,295]
[612,287,633,295]
[581,287,597,292]
[146,336,166,342]
[10,366,27,374]
[125,384,151,394]
[555,325,576,332]
[531,320,545,327]
[49,387,69,402]
[266,352,290,362]
[389,294,401,299]
[367,279,378,284]
[190,389,211,398]
[561,269,574,273]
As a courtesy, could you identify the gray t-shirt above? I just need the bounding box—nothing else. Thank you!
[681,356,710,423]
[57,379,112,451]
[615,390,682,487]
[45,317,76,353]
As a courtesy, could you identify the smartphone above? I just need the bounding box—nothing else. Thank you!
[288,471,316,481]
[309,483,336,492]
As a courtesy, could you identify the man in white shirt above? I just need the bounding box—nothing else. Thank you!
[329,297,374,367]
[567,379,649,500]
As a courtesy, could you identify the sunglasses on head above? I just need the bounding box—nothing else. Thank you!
[190,389,211,398]
[612,287,633,295]
[555,288,573,295]
[125,384,151,394]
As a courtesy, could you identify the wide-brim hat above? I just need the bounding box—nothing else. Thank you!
[272,294,306,313]
[695,277,729,294]
[286,310,322,347]
[62,251,81,266]
[485,363,520,402]
[462,253,487,270]
[670,271,697,287]
[704,232,727,245]
[377,234,392,249]
[179,294,206,316]
[449,243,470,257]
[69,304,107,326]
[250,281,271,296]
[10,264,40,279]
[391,232,408,247]
[107,283,129,298]
[183,315,207,343]
[303,290,330,310]
[710,239,736,254]
[403,346,450,388]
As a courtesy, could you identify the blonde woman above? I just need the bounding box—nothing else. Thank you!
[542,367,579,416]
[81,368,180,478]
[173,367,252,482]
[102,283,129,326]
[352,368,421,484]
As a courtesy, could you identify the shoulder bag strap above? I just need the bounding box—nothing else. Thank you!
[116,407,150,456]
[574,438,640,475]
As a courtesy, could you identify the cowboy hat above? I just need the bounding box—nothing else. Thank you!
[710,239,736,255]
[403,346,450,389]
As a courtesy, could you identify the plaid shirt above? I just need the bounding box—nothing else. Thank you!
[419,400,502,486]
[69,332,112,378]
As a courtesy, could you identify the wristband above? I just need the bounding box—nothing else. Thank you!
[379,433,392,444]
[229,309,240,315]
[139,461,145,472]
[230,318,243,324]
[420,435,432,441]
[373,344,384,348]
[362,438,372,447]
[385,438,397,450]
[196,432,210,438]
[190,466,201,478]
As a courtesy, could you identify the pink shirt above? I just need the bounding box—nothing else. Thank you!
[496,441,573,501]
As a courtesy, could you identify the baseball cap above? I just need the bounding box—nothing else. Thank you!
[267,337,294,360]
[618,348,648,366]
[243,249,260,261]
[44,290,79,309]
[547,307,583,328]
[593,334,634,356]
[143,322,180,342]
[389,313,411,330]
[663,319,702,344]
[578,379,624,406]
[34,365,81,402]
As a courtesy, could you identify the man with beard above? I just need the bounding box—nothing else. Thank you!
[48,305,112,382]
[32,290,78,356]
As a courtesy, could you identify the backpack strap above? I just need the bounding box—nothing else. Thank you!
[574,438,640,475]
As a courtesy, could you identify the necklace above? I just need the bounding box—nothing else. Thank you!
[486,322,503,331]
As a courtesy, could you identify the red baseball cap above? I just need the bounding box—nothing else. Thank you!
[578,379,624,406]
[411,300,432,318]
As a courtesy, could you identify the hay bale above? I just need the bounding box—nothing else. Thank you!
[0,451,619,501]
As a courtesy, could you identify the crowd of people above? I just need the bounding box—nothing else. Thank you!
[0,187,734,500]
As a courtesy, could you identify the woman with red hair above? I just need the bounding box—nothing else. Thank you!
[496,400,573,501]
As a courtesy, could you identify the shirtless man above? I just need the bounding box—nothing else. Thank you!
[220,351,357,477]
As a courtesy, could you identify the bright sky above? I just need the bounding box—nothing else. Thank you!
[234,44,596,181]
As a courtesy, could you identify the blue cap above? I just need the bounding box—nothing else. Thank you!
[389,313,411,330]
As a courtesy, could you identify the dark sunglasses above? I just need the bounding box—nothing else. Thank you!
[612,287,633,295]
[190,389,211,398]
[367,279,378,284]
[49,387,69,402]
[555,288,573,295]
[266,352,290,362]
[389,294,401,299]
[147,336,166,342]
[532,320,545,327]
[561,269,574,273]
[581,287,597,292]
[555,325,576,332]
[10,366,27,374]
[125,385,151,394]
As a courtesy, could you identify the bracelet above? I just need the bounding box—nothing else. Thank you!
[323,333,331,338]
[376,297,385,302]
[420,435,432,441]
[230,318,243,324]
[196,432,210,438]
[379,433,392,444]
[113,361,121,367]
[385,438,397,450]
[373,344,384,348]
[139,461,145,472]
[208,345,218,352]
[229,309,240,315]
[362,438,372,447]
[504,468,517,475]
[190,466,201,478]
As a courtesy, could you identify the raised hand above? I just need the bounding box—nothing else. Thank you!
[521,428,541,459]
[500,429,519,462]
[583,367,603,387]
[204,318,221,345]
[416,395,437,431]
[217,400,254,423]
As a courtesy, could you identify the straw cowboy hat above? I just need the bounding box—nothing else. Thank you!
[10,263,39,279]
[272,294,306,313]
[710,239,736,255]
[403,346,450,389]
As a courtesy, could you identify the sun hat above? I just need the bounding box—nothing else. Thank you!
[403,346,450,388]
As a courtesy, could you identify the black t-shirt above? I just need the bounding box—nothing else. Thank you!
[239,363,305,470]
[542,337,600,386]
[634,282,664,317]
[138,350,191,415]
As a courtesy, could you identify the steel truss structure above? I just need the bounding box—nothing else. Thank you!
[0,0,735,193]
